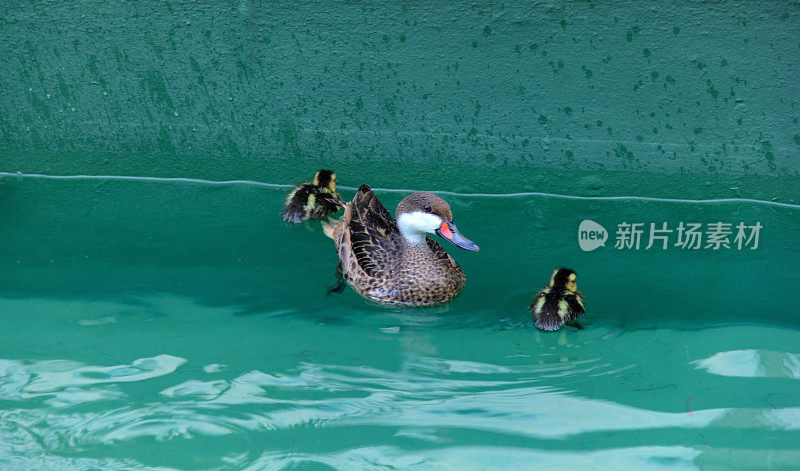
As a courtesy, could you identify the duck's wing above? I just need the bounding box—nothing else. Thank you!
[567,291,585,317]
[346,184,402,276]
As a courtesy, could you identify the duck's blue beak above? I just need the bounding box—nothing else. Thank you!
[436,219,480,252]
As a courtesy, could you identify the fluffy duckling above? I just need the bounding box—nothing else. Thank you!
[280,169,343,223]
[530,268,585,331]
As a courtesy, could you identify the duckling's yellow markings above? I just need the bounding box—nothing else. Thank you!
[569,273,576,282]
[304,194,317,213]
[575,295,585,309]
[558,300,569,320]
[566,281,577,292]
[534,296,546,313]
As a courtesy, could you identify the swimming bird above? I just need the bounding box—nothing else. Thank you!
[280,169,343,223]
[323,184,479,306]
[530,268,585,331]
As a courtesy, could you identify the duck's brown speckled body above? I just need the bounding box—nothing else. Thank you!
[323,184,479,307]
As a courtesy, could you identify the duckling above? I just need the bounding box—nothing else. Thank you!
[280,169,343,223]
[530,268,585,331]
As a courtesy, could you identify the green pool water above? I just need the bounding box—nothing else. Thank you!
[1,175,799,470]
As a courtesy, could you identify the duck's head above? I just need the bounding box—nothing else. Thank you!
[313,169,336,192]
[395,191,479,251]
[550,268,578,292]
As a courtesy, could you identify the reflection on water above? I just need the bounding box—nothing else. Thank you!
[1,312,799,470]
[248,445,704,471]
[692,350,800,379]
[1,355,185,395]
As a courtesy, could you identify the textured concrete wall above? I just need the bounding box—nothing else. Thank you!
[1,1,798,199]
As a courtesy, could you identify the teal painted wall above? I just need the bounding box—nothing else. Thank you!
[1,1,798,200]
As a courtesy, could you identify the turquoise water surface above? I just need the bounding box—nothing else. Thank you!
[1,175,799,470]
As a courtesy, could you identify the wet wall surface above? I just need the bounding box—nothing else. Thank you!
[0,1,798,199]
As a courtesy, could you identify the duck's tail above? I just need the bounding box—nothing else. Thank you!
[533,312,564,331]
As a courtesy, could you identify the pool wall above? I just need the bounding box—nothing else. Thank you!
[1,1,798,201]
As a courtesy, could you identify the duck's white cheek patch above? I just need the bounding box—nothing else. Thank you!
[397,212,443,243]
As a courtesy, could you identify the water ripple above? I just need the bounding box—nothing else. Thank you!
[692,350,800,379]
[245,445,703,471]
[1,350,798,469]
[0,355,185,407]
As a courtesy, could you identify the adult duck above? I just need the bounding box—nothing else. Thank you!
[323,184,479,306]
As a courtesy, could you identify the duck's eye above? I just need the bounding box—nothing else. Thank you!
[423,204,432,213]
